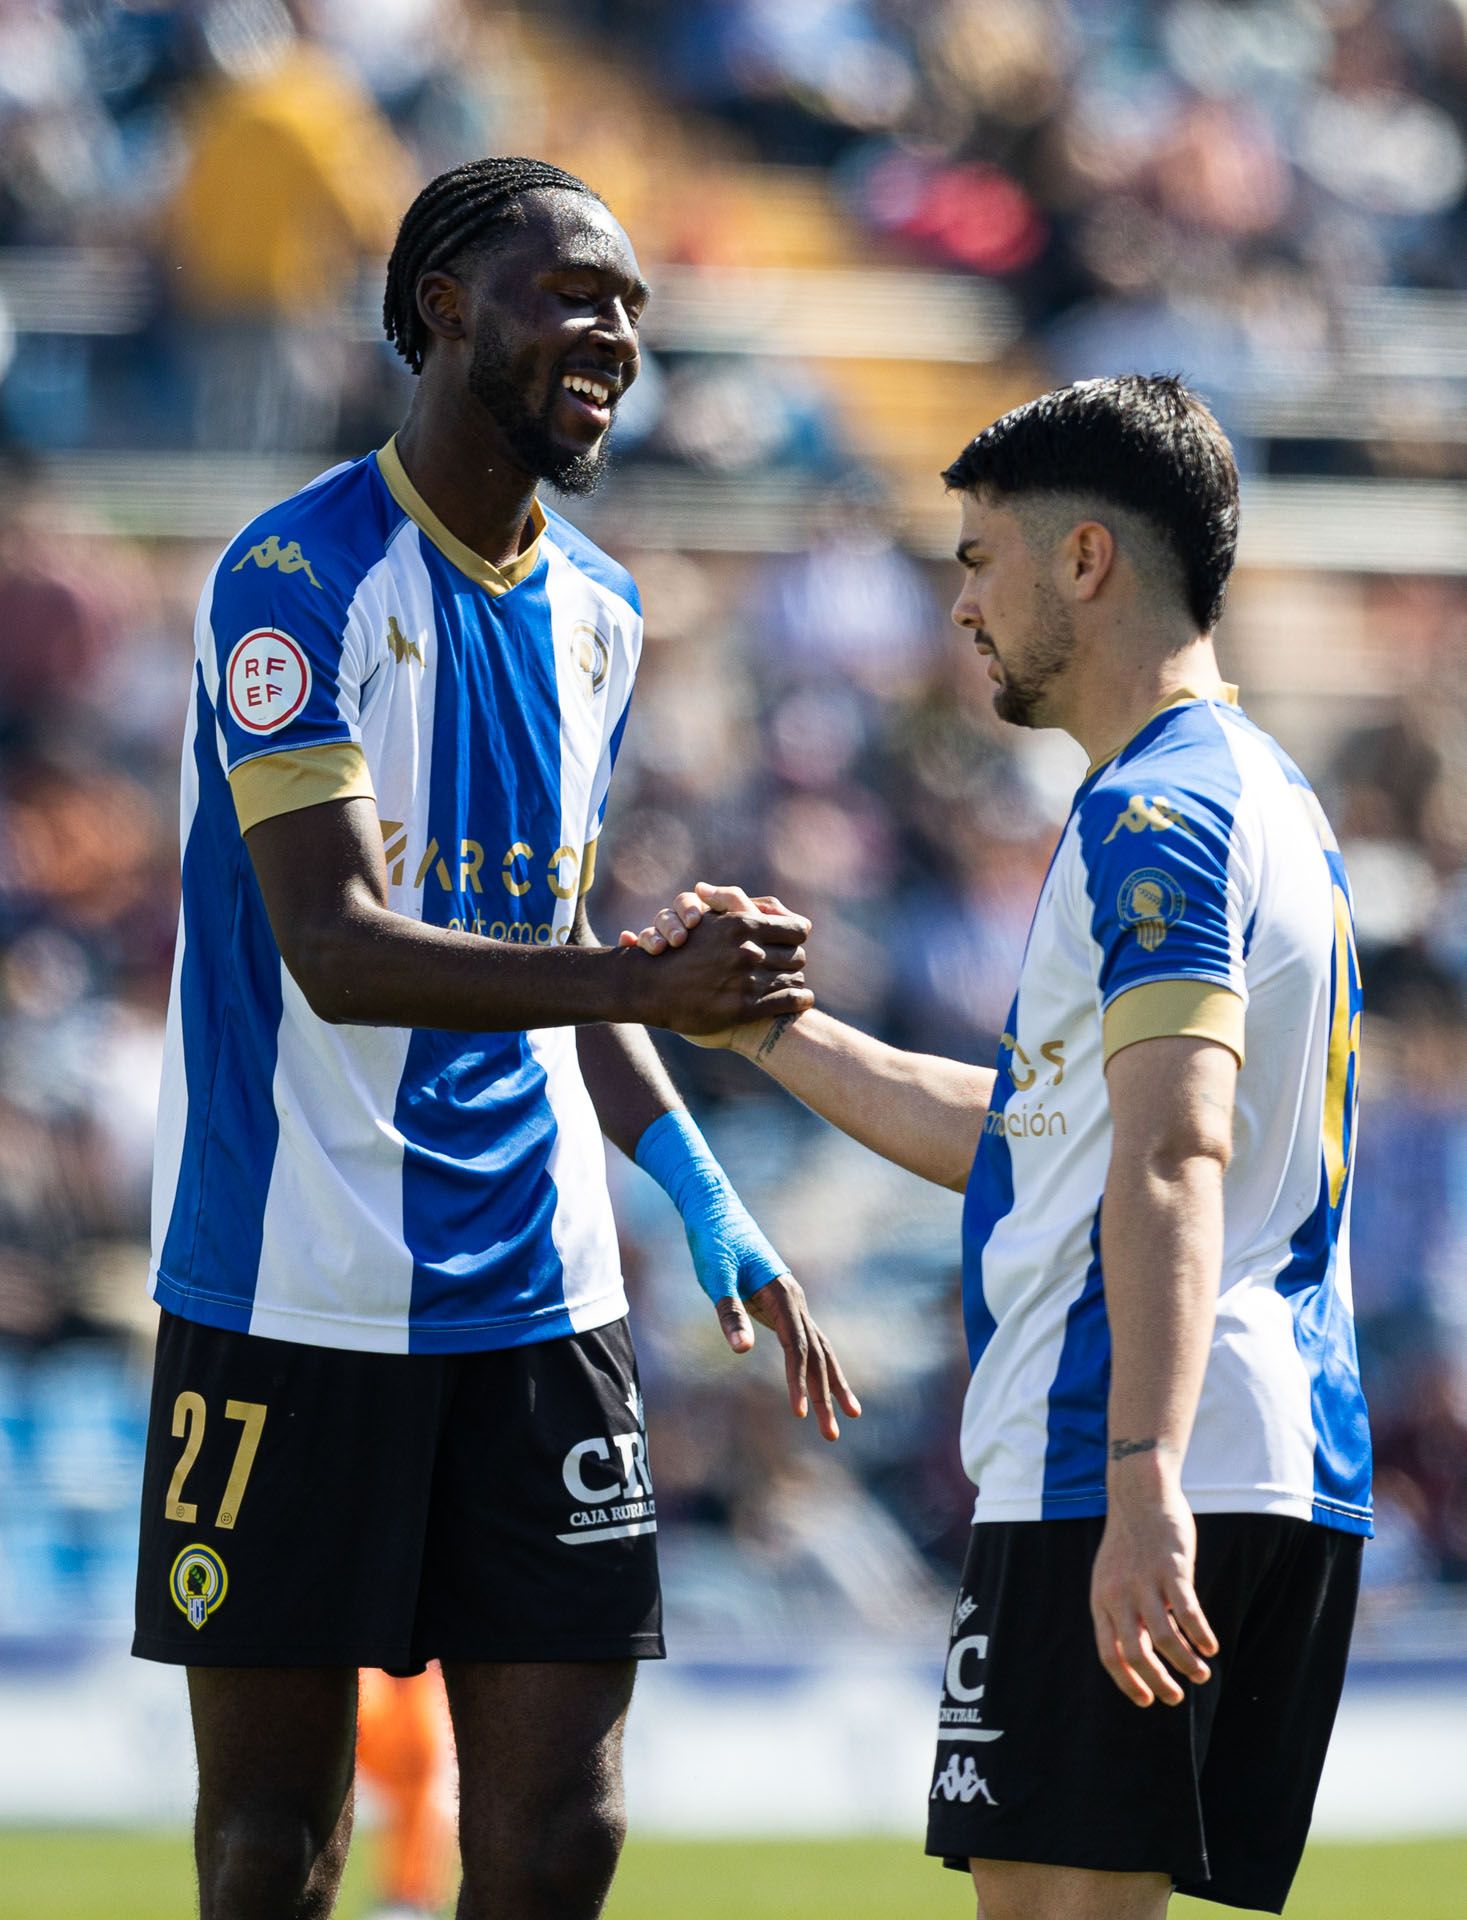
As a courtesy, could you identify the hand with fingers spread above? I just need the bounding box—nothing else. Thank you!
[632,1105,860,1442]
[1089,1457,1219,1709]
[620,882,808,1051]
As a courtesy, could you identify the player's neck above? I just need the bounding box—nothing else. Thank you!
[393,395,541,573]
[1061,628,1225,772]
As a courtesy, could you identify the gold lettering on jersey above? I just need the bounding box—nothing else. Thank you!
[1101,795,1195,845]
[386,616,424,666]
[379,828,591,917]
[999,1033,1067,1091]
[502,842,534,897]
[380,819,408,885]
[231,534,322,589]
[984,1103,1068,1140]
[414,836,453,891]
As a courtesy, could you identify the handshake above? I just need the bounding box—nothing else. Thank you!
[615,880,811,1049]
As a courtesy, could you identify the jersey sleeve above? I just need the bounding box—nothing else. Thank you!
[201,530,378,833]
[1075,782,1252,1067]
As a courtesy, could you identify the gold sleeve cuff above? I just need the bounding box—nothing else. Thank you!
[229,743,376,834]
[1103,980,1245,1068]
[578,837,598,897]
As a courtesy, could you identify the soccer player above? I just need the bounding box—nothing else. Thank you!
[134,156,858,1920]
[626,377,1370,1917]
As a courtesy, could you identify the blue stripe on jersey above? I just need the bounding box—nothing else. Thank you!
[396,547,570,1349]
[156,668,282,1327]
[1273,836,1372,1532]
[1041,1207,1110,1513]
[960,997,1019,1369]
[542,505,642,612]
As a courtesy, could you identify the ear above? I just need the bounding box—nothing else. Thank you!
[1062,520,1116,604]
[415,270,468,350]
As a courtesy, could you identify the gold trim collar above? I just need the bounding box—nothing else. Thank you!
[376,436,545,595]
[1087,683,1239,777]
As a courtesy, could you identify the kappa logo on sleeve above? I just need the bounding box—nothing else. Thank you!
[1101,795,1196,845]
[231,534,321,588]
[226,629,312,733]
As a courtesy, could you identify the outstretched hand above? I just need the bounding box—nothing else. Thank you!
[714,1272,861,1441]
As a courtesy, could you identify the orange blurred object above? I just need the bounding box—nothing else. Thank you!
[356,1666,457,1917]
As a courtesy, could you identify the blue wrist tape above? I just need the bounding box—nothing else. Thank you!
[634,1110,788,1305]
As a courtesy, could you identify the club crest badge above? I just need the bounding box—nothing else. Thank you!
[570,620,610,699]
[170,1544,229,1630]
[1117,868,1186,952]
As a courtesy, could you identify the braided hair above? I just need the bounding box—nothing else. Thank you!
[383,157,600,374]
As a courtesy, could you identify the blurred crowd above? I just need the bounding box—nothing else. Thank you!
[1,0,1466,1647]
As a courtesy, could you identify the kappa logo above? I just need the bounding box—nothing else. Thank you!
[931,1755,998,1806]
[386,616,424,667]
[170,1544,228,1631]
[1101,794,1195,845]
[231,534,321,589]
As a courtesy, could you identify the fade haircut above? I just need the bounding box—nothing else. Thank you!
[383,156,601,374]
[942,375,1240,632]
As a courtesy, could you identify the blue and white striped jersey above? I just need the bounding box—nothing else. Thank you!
[150,438,642,1353]
[961,691,1371,1535]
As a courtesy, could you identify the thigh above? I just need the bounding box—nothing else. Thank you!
[413,1317,664,1665]
[191,1666,358,1829]
[1182,1519,1363,1913]
[134,1310,448,1669]
[924,1520,1210,1887]
[970,1859,1171,1920]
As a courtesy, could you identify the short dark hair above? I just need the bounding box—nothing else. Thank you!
[942,374,1240,632]
[383,156,601,374]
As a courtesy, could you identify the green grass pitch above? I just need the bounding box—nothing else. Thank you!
[0,1831,1464,1919]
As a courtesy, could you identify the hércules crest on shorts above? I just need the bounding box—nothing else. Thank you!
[170,1544,228,1630]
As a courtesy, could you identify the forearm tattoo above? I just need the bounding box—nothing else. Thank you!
[754,1014,797,1064]
[1109,1436,1163,1462]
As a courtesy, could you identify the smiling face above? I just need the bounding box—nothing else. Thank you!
[428,188,648,494]
[950,490,1079,729]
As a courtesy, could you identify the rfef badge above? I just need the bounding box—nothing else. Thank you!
[170,1544,228,1630]
[1117,868,1186,952]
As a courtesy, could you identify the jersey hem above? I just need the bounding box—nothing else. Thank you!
[149,1265,630,1355]
[968,1485,1373,1535]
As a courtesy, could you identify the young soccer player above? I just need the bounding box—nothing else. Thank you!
[629,376,1370,1917]
[135,156,857,1920]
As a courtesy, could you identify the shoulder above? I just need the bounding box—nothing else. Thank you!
[1077,704,1252,860]
[539,506,642,620]
[212,452,400,622]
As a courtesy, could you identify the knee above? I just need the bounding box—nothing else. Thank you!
[462,1790,625,1919]
[198,1807,349,1919]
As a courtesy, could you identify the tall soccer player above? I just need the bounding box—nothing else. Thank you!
[135,156,858,1920]
[628,377,1370,1917]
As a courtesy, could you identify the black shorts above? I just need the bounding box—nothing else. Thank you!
[134,1309,664,1671]
[925,1513,1362,1914]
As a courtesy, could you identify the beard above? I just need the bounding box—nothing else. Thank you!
[990,581,1077,728]
[466,326,611,497]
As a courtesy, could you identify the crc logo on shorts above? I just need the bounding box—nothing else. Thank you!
[1117,867,1186,953]
[226,628,312,734]
[938,1612,1005,1745]
[558,1394,656,1549]
[170,1544,228,1630]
